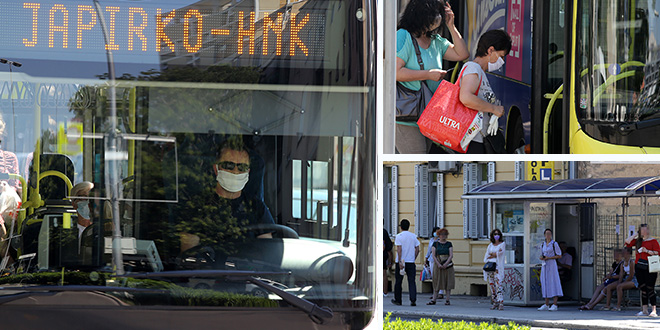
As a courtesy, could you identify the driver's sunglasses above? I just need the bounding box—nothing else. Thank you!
[218,161,250,173]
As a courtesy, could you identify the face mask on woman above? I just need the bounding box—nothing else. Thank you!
[77,201,90,219]
[494,234,501,241]
[488,53,505,72]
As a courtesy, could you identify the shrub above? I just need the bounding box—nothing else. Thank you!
[384,313,531,330]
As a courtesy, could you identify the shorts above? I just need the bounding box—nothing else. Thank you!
[604,279,617,287]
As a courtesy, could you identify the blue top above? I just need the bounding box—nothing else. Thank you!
[396,29,451,92]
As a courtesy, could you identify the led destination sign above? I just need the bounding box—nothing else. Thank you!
[5,2,325,61]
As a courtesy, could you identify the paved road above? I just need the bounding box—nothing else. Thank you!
[383,294,660,330]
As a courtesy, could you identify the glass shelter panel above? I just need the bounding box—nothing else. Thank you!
[495,202,525,304]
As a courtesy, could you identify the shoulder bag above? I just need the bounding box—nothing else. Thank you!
[483,244,497,272]
[482,128,506,154]
[396,34,433,121]
[417,65,482,153]
[649,255,660,273]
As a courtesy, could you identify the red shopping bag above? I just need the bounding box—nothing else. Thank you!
[417,68,482,153]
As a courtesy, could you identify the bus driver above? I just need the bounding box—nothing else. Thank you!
[179,138,274,255]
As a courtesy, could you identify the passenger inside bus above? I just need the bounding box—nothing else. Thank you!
[70,181,94,243]
[0,114,20,194]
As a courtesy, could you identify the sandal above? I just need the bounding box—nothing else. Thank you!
[579,305,592,311]
[498,303,504,311]
[445,300,450,305]
[599,306,611,311]
[490,304,497,310]
[611,307,622,312]
[426,301,436,305]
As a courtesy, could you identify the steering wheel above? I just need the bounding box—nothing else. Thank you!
[176,245,217,269]
[246,223,299,239]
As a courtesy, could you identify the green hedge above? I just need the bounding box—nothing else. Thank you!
[384,314,530,330]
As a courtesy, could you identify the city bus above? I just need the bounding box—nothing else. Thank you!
[0,0,377,328]
[391,0,660,154]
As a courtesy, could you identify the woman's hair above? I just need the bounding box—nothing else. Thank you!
[624,246,633,255]
[475,29,513,57]
[490,229,503,243]
[398,0,446,38]
[636,224,648,250]
[432,226,440,234]
[438,228,449,236]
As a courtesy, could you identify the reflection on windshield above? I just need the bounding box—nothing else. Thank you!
[578,0,660,147]
[0,0,375,328]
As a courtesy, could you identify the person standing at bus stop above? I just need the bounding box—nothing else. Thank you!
[392,219,420,306]
[538,228,563,311]
[396,0,469,154]
[625,224,660,317]
[458,29,511,153]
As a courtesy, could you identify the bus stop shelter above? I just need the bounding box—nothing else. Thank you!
[462,176,660,306]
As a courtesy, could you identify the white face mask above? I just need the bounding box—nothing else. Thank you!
[77,200,90,219]
[488,55,505,72]
[216,165,249,193]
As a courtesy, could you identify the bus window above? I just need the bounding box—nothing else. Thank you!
[0,1,375,328]
[577,0,659,148]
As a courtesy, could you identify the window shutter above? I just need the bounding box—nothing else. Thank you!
[463,163,479,238]
[515,161,525,181]
[436,173,444,229]
[415,164,429,237]
[485,162,496,238]
[383,166,392,234]
[390,165,399,234]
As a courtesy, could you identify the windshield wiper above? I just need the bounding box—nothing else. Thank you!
[117,270,333,324]
[619,117,660,134]
[0,285,167,305]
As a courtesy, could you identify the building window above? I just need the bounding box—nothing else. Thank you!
[463,162,495,239]
[414,164,444,238]
[383,165,398,235]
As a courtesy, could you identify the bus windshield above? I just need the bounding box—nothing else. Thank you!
[0,0,375,328]
[578,0,660,147]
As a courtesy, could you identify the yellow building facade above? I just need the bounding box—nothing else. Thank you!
[384,161,568,295]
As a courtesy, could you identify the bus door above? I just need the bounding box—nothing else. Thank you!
[532,0,568,154]
[286,136,357,244]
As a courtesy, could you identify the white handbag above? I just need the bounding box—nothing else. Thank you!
[649,255,660,273]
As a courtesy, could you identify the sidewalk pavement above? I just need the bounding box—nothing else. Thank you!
[383,294,660,330]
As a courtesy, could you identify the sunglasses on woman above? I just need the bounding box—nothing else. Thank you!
[217,161,250,173]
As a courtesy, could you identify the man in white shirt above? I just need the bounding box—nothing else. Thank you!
[392,219,420,306]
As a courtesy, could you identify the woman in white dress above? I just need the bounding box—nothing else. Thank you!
[483,229,506,310]
[538,228,563,311]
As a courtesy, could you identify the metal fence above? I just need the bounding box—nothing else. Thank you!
[596,214,660,297]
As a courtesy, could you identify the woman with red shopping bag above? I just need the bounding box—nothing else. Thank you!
[395,0,469,154]
[458,30,512,153]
